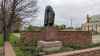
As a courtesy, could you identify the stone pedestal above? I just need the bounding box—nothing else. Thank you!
[41,26,58,41]
[39,26,62,53]
[38,41,62,52]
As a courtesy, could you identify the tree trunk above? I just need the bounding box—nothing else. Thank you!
[3,26,9,41]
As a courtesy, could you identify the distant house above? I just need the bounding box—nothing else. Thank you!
[82,15,100,33]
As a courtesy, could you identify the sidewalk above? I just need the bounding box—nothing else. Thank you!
[4,42,16,56]
[44,47,100,56]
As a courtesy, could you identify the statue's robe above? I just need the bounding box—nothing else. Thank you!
[44,6,55,27]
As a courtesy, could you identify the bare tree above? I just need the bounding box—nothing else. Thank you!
[0,0,38,41]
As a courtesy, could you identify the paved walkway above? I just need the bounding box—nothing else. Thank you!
[44,47,100,56]
[4,42,16,56]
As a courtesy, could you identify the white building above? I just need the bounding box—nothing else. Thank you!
[82,15,100,33]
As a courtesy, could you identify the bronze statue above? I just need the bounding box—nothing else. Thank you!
[44,5,55,27]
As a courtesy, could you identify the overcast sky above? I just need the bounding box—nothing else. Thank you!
[31,0,100,27]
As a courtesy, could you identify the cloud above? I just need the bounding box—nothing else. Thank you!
[32,0,100,27]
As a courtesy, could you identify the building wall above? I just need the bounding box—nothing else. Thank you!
[82,14,100,33]
[82,23,100,33]
[97,26,100,32]
[82,23,93,31]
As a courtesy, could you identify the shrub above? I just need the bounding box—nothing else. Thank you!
[15,34,42,56]
[63,44,83,50]
[86,43,100,48]
[60,47,74,52]
[44,47,61,54]
[15,47,24,56]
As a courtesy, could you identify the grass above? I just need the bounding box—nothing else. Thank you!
[0,33,20,47]
[0,34,3,47]
[15,47,25,56]
[9,33,20,46]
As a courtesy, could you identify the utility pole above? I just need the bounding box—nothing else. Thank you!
[70,18,72,27]
[96,24,98,33]
[87,14,90,31]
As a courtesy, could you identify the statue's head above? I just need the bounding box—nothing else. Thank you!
[45,5,53,11]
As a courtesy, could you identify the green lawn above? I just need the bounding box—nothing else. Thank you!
[0,33,20,47]
[9,33,20,45]
[0,34,3,47]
